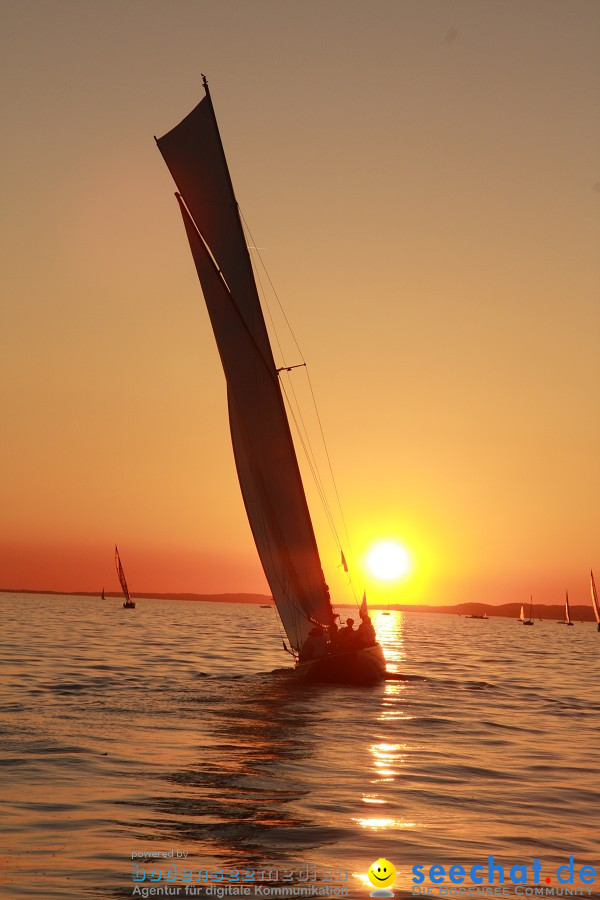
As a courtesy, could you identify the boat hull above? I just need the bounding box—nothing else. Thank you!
[123,602,136,609]
[295,643,386,686]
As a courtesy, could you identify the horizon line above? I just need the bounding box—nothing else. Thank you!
[0,587,596,618]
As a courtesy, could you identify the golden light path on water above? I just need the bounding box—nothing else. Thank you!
[371,608,406,674]
[351,611,425,892]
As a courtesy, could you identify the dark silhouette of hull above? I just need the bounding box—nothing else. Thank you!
[296,643,386,685]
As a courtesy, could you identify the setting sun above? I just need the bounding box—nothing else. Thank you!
[366,541,411,582]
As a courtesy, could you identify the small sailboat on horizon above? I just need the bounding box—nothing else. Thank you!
[519,596,534,625]
[156,79,385,684]
[115,546,136,610]
[557,591,573,626]
[591,570,600,632]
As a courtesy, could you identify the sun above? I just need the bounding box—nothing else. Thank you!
[366,541,411,581]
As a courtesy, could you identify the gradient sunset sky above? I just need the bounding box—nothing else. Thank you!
[1,0,598,606]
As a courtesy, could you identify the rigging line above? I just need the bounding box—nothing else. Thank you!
[337,564,360,607]
[279,378,342,549]
[242,226,325,501]
[279,369,340,541]
[279,377,338,537]
[242,222,331,527]
[247,238,290,370]
[239,210,306,365]
[283,376,361,608]
[240,214,344,551]
[240,207,356,579]
[304,365,356,563]
[242,209,355,556]
[341,567,361,605]
[280,360,358,604]
[279,382,336,535]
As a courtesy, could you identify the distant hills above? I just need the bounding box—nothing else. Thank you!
[1,589,597,622]
[384,601,598,623]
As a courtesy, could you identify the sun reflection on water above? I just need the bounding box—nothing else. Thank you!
[369,740,409,780]
[372,610,405,673]
[353,614,426,840]
[353,816,418,830]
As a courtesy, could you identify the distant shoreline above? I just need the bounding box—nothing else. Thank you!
[0,588,596,621]
[0,588,270,605]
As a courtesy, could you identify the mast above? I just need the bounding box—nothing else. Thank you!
[591,570,600,624]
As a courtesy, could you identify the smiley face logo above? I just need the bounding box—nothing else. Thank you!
[367,858,396,891]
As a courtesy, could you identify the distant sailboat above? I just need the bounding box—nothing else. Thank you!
[557,591,573,626]
[115,546,136,609]
[101,587,105,601]
[156,79,385,684]
[591,570,600,632]
[521,596,534,625]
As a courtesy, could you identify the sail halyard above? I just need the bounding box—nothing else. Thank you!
[157,93,334,652]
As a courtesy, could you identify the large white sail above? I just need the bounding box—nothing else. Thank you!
[591,570,600,624]
[564,592,572,626]
[156,86,334,652]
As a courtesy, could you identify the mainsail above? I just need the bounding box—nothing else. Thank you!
[115,545,131,604]
[591,570,600,624]
[156,82,334,652]
[564,591,572,626]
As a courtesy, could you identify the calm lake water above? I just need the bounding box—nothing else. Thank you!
[0,594,598,900]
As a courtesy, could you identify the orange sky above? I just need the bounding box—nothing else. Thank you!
[0,0,598,606]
